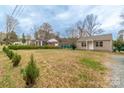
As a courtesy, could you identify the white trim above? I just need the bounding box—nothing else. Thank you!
[86,40,88,50]
[88,40,94,50]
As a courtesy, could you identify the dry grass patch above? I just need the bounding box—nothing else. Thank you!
[0,48,111,87]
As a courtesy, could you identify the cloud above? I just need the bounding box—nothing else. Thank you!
[0,5,124,39]
[101,13,121,28]
[19,18,33,27]
[17,18,34,35]
[55,12,71,20]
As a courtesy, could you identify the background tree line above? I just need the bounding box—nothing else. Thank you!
[34,22,59,41]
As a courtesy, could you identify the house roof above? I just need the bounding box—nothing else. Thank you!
[47,38,58,43]
[59,38,78,45]
[77,34,112,41]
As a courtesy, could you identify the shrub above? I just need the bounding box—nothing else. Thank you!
[71,43,76,50]
[3,46,14,59]
[3,46,9,53]
[12,53,21,67]
[8,45,60,50]
[113,39,124,52]
[7,50,14,59]
[3,46,6,52]
[21,54,39,87]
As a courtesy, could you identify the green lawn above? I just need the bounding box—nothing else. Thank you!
[80,58,107,71]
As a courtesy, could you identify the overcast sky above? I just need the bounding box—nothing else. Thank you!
[0,5,124,39]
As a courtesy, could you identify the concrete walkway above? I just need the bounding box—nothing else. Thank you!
[111,55,124,88]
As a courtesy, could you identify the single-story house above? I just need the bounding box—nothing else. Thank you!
[76,34,113,52]
[47,38,59,46]
[26,39,47,46]
[13,41,23,45]
[25,38,59,46]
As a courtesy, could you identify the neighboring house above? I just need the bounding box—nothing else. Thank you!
[13,41,23,45]
[26,39,36,45]
[118,30,124,41]
[47,38,59,46]
[26,39,47,46]
[76,34,113,52]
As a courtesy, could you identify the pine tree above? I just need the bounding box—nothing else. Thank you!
[21,54,39,87]
[22,33,26,44]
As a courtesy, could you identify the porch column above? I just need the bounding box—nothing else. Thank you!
[41,41,43,46]
[86,40,88,50]
[92,40,94,50]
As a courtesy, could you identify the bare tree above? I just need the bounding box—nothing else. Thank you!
[5,15,18,44]
[55,32,60,40]
[31,25,39,40]
[65,26,78,38]
[40,22,53,40]
[76,14,103,37]
[6,15,18,33]
[36,22,54,40]
[33,22,59,41]
[76,21,88,38]
[84,14,103,36]
[34,31,39,40]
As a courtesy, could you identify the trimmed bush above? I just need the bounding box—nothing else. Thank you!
[71,44,76,50]
[7,50,14,59]
[12,53,21,67]
[21,54,39,87]
[3,46,6,52]
[113,39,124,52]
[8,45,60,50]
[3,46,14,59]
[3,46,9,53]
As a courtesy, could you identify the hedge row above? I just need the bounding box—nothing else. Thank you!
[3,46,21,67]
[3,46,14,59]
[3,46,39,87]
[8,45,60,50]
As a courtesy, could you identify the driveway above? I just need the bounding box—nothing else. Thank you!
[111,55,124,88]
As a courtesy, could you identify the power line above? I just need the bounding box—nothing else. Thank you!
[17,6,25,18]
[11,5,18,16]
[8,5,21,32]
[0,5,25,34]
[5,5,19,33]
[14,5,24,18]
[0,5,23,39]
[3,5,19,33]
[9,5,25,32]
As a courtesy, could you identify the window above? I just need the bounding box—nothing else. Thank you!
[96,41,103,47]
[100,41,103,47]
[82,42,86,47]
[96,42,99,47]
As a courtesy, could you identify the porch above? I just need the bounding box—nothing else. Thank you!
[81,40,94,50]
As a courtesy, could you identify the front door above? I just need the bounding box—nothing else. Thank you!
[88,41,94,50]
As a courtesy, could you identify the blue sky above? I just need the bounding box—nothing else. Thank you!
[0,5,124,39]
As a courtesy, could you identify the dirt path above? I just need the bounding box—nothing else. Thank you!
[110,55,124,88]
